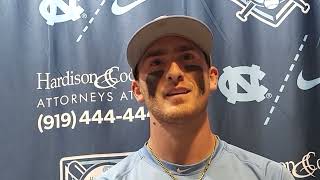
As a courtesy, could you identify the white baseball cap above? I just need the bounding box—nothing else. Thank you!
[127,15,213,71]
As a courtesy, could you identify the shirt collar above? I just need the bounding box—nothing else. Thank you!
[140,136,223,176]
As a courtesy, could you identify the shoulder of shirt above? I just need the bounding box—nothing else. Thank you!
[95,150,142,180]
[220,141,294,180]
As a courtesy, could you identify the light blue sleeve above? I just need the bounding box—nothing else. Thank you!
[281,166,295,180]
[95,176,109,180]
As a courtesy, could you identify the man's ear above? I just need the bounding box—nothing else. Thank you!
[209,66,219,91]
[131,80,145,103]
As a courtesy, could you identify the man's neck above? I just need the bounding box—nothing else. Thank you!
[147,112,216,165]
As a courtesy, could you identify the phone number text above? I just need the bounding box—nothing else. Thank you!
[37,107,149,133]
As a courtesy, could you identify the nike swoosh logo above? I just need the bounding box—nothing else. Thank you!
[176,167,192,173]
[111,0,147,15]
[297,70,320,90]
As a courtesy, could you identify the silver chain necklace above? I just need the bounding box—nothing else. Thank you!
[146,136,217,180]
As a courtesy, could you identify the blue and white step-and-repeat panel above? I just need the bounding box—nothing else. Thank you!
[0,0,319,179]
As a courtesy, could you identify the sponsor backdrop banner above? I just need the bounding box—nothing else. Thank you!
[0,0,319,179]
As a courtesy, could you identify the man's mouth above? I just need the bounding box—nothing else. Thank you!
[166,88,191,96]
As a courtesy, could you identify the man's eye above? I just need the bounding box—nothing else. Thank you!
[181,53,194,60]
[150,59,162,66]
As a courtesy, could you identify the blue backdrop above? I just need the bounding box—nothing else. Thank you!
[0,0,319,179]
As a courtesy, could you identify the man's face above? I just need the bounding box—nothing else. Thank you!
[131,36,218,124]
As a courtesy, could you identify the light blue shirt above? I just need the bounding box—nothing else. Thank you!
[96,138,294,180]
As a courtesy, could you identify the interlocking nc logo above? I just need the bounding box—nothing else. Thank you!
[231,0,310,27]
[218,65,268,104]
[39,0,84,26]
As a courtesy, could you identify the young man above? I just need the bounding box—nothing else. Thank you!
[97,15,294,180]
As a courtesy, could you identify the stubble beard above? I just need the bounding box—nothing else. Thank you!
[146,94,208,125]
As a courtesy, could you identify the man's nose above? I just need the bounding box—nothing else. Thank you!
[165,62,184,83]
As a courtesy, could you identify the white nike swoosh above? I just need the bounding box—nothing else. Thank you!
[297,70,320,90]
[176,167,192,173]
[111,0,147,15]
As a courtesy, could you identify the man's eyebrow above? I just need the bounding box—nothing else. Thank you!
[143,49,167,59]
[174,45,195,52]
